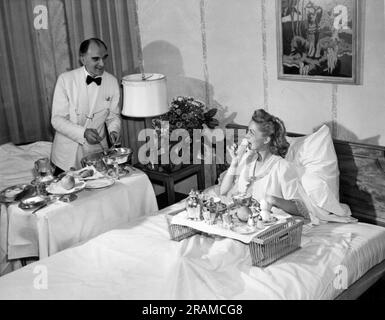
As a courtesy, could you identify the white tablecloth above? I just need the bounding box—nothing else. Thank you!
[0,170,158,275]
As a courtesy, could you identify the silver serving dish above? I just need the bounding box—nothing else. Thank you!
[0,184,30,204]
[19,195,48,210]
[106,147,133,165]
[81,152,107,171]
[204,200,227,223]
[81,147,133,169]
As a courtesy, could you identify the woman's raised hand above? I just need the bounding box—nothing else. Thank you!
[227,139,249,166]
[227,143,241,167]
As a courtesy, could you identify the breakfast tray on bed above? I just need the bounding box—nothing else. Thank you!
[166,211,304,267]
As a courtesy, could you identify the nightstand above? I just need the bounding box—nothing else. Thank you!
[135,164,205,209]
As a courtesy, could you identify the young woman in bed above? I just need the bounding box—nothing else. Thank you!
[219,109,309,220]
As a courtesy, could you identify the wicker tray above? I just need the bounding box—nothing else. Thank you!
[166,211,303,267]
[166,210,200,241]
[249,217,303,267]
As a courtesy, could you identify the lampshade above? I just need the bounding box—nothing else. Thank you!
[121,73,168,117]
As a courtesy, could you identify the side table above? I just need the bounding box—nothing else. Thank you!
[135,164,205,208]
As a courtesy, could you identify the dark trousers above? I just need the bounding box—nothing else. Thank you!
[52,164,65,177]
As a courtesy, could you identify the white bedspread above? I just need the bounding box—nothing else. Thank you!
[0,203,384,300]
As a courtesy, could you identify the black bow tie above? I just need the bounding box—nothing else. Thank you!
[86,75,102,86]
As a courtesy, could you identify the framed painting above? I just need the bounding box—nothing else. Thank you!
[276,0,362,84]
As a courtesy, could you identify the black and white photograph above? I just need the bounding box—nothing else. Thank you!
[0,0,384,303]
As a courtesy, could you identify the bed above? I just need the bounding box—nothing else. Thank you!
[0,126,384,300]
[0,141,52,191]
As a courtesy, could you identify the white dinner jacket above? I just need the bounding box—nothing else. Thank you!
[51,67,121,171]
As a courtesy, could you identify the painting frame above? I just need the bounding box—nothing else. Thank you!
[276,0,362,85]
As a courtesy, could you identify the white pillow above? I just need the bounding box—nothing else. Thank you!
[286,125,349,216]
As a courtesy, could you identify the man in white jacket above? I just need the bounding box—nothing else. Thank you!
[51,38,121,173]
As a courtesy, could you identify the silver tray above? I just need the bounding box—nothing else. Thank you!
[85,177,115,190]
[81,148,133,168]
[18,195,48,210]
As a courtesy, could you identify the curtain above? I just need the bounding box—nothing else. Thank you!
[0,0,70,145]
[0,0,144,164]
[63,0,145,163]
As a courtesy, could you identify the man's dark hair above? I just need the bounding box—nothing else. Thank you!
[79,38,108,56]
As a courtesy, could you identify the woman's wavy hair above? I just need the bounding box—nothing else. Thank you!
[251,109,290,158]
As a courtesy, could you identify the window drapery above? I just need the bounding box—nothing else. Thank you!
[0,0,144,163]
[0,0,70,144]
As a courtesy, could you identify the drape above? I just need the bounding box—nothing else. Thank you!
[0,0,70,145]
[63,0,146,163]
[0,0,145,163]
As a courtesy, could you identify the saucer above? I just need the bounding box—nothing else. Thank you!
[262,216,278,226]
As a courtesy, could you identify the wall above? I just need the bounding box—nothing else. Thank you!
[137,0,385,148]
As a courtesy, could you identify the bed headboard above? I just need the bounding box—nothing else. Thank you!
[221,124,385,227]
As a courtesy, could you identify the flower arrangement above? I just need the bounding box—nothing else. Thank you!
[149,96,219,172]
[152,96,218,137]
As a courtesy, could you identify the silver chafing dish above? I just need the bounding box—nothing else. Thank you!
[81,147,133,169]
[105,147,133,165]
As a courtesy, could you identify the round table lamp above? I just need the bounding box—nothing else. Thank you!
[121,73,169,118]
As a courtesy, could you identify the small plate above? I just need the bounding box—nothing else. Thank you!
[85,177,115,189]
[69,166,104,181]
[262,216,278,226]
[19,195,48,210]
[231,224,257,235]
[46,180,86,195]
[0,184,29,203]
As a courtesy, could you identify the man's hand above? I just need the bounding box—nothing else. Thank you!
[84,128,102,145]
[109,131,120,146]
[227,142,252,168]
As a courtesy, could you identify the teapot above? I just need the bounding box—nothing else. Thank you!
[237,205,252,222]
